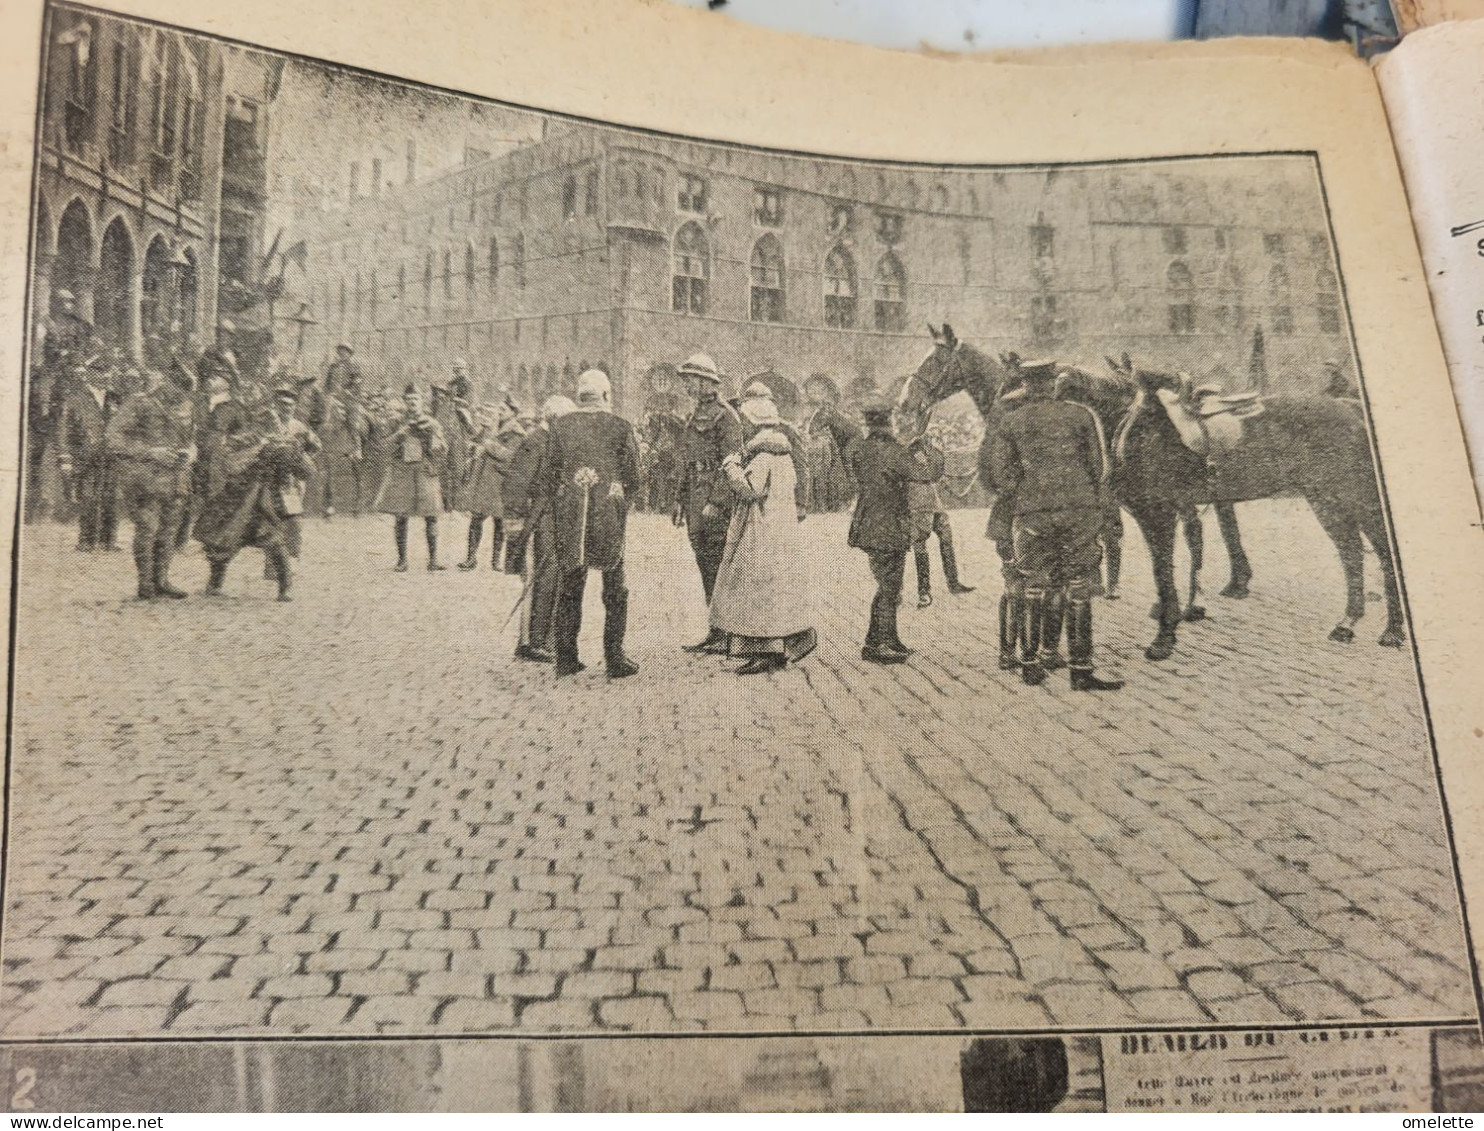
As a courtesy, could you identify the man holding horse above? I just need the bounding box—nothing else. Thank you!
[988,361,1123,692]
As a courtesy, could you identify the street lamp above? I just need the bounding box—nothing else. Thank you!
[288,302,318,365]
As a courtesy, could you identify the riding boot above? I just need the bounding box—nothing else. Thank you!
[268,546,293,602]
[153,544,188,599]
[1019,588,1047,685]
[554,585,585,676]
[491,518,505,570]
[1103,536,1122,600]
[204,558,229,597]
[603,584,639,679]
[134,540,157,600]
[458,517,483,570]
[1039,590,1067,671]
[426,517,446,571]
[393,517,409,571]
[998,593,1021,670]
[1069,595,1124,691]
[914,542,932,607]
[939,522,975,594]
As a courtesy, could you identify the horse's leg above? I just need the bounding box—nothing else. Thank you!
[1215,502,1253,598]
[1131,502,1181,660]
[1308,497,1366,644]
[1181,504,1206,622]
[1360,507,1406,647]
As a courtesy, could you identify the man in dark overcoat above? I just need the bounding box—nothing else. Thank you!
[673,352,745,653]
[845,403,941,664]
[58,354,121,552]
[987,361,1123,691]
[507,395,574,664]
[106,366,196,600]
[538,370,642,679]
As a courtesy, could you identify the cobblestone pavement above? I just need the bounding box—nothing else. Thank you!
[1,501,1473,1037]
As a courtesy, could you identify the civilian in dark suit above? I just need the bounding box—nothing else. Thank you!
[58,356,120,552]
[845,403,941,664]
[537,371,642,679]
[507,397,575,664]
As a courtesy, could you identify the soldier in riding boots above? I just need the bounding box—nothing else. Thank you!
[674,353,746,653]
[987,361,1123,691]
[538,370,642,680]
[58,355,121,552]
[106,366,196,601]
[907,432,974,608]
[845,403,942,664]
[374,385,450,571]
[458,403,524,570]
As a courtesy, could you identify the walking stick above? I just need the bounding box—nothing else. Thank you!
[573,466,598,568]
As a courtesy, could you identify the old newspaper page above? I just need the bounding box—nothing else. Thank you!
[1376,19,1484,517]
[1,0,1482,1113]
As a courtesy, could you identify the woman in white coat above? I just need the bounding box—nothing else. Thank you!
[709,397,818,675]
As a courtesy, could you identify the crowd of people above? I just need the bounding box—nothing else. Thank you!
[27,303,1125,689]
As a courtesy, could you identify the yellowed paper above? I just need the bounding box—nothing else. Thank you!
[2,0,1484,1113]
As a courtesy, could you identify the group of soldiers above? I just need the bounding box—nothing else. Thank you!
[29,297,1126,688]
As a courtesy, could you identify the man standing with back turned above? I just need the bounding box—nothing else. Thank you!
[988,360,1123,692]
[540,370,642,680]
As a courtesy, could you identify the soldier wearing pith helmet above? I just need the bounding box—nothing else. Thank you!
[674,352,745,652]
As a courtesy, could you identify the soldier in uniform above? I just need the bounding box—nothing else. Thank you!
[907,431,974,607]
[988,361,1124,691]
[325,343,363,401]
[673,352,745,653]
[845,403,942,664]
[374,385,450,571]
[537,370,642,680]
[195,320,241,390]
[34,291,93,521]
[106,365,196,600]
[57,355,121,552]
[802,374,861,512]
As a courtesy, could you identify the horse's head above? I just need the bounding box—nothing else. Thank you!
[1104,354,1200,478]
[898,324,1009,434]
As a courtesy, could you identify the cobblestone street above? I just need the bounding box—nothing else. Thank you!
[1,501,1473,1037]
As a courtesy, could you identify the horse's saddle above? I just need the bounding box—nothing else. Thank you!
[1155,375,1264,459]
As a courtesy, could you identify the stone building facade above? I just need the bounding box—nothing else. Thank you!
[32,7,278,368]
[291,110,1353,418]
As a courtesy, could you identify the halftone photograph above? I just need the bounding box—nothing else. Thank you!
[1,0,1474,1062]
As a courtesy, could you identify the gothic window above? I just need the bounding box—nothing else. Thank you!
[823,245,857,329]
[488,237,499,287]
[584,167,599,215]
[876,211,903,244]
[1031,216,1055,259]
[562,175,578,221]
[464,244,477,304]
[931,184,950,212]
[753,186,783,227]
[1167,260,1195,334]
[873,252,906,332]
[513,233,526,287]
[749,235,785,323]
[672,222,709,316]
[679,173,708,213]
[828,203,853,236]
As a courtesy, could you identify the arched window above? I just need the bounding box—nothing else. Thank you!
[749,234,785,323]
[464,243,477,305]
[672,222,709,315]
[562,175,578,221]
[423,252,434,314]
[1167,259,1195,334]
[823,245,856,329]
[873,252,906,332]
[931,184,950,211]
[513,233,526,288]
[1316,265,1341,334]
[1269,263,1294,335]
[442,249,453,300]
[584,167,600,215]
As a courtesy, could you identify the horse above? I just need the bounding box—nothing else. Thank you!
[1103,353,1403,659]
[897,325,1243,637]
